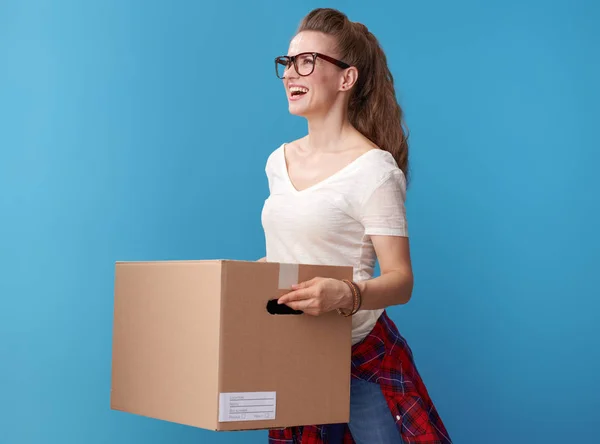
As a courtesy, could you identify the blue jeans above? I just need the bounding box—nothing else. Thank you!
[326,378,404,443]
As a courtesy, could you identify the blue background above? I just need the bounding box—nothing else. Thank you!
[1,0,598,443]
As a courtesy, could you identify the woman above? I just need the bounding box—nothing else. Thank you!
[260,8,452,444]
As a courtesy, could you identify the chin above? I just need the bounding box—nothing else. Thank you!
[288,102,310,117]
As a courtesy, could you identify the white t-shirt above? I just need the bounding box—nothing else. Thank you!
[261,143,409,345]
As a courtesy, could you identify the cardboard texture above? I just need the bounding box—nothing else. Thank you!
[110,260,353,431]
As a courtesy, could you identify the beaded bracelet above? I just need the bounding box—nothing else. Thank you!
[351,280,363,314]
[337,279,362,317]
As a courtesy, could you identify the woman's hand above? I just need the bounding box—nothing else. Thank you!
[276,277,354,316]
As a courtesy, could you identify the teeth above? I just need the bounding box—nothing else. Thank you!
[290,86,309,94]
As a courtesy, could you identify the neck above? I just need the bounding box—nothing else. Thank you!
[305,103,354,152]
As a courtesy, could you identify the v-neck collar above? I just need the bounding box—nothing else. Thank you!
[280,143,381,194]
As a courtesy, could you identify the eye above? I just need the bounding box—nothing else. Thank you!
[298,55,314,65]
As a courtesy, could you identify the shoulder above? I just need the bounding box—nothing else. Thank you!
[265,136,307,171]
[348,148,407,208]
[360,148,406,188]
[265,143,285,172]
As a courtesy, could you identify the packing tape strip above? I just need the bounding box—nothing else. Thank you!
[278,263,299,290]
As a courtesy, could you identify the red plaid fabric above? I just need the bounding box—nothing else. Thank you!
[268,311,452,443]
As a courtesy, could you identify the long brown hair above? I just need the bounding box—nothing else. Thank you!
[297,8,410,183]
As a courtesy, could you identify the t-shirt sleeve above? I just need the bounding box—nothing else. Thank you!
[360,169,408,237]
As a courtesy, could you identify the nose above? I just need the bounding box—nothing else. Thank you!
[284,62,299,79]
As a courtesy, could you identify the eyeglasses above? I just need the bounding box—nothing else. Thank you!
[275,52,350,79]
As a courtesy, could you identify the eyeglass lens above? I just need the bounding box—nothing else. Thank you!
[276,53,316,78]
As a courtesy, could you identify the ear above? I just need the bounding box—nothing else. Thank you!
[339,66,359,92]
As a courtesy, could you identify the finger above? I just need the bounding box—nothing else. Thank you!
[277,288,311,304]
[284,300,304,312]
[291,277,319,290]
[287,299,319,316]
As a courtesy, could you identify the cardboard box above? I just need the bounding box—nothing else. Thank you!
[110,259,353,431]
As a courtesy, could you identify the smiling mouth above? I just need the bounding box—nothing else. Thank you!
[289,86,309,97]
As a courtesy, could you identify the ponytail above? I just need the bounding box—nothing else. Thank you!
[298,8,410,184]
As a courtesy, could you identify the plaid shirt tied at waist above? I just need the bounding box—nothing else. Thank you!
[268,311,452,444]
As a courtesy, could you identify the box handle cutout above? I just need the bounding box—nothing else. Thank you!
[266,299,303,315]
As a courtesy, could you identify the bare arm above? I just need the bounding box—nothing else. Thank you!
[277,235,413,315]
[356,235,413,309]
